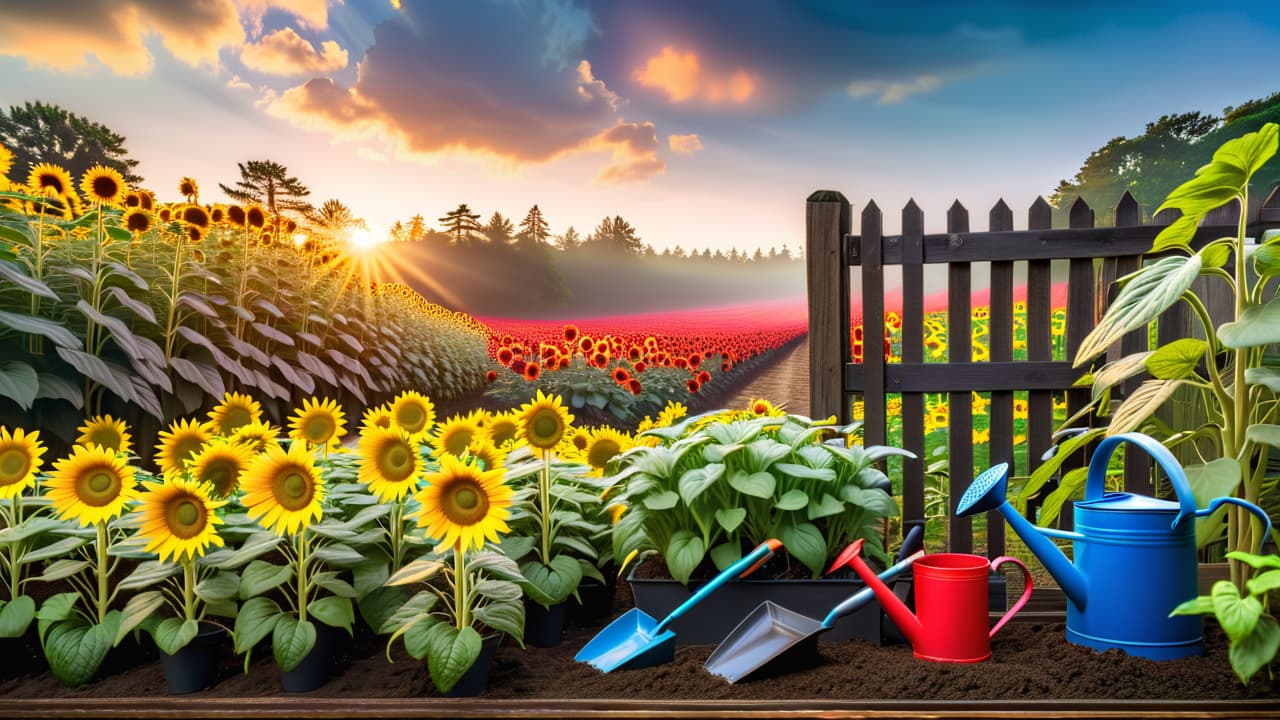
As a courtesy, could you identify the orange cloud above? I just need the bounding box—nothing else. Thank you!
[668,134,703,154]
[241,27,348,75]
[632,46,756,105]
[0,0,244,75]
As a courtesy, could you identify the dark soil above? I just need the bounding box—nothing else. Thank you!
[1,579,1274,702]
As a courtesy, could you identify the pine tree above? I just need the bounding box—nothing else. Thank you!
[517,204,551,247]
[438,204,483,246]
[219,159,313,220]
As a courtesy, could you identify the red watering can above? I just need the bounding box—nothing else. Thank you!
[831,540,1033,663]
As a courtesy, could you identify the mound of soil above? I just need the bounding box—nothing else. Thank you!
[1,581,1274,702]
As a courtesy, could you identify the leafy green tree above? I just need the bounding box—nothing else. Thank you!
[0,100,142,185]
[218,159,313,220]
[438,204,482,246]
[517,205,551,248]
[482,211,514,245]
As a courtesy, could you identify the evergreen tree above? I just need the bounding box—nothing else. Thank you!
[438,204,483,246]
[483,211,514,245]
[517,204,551,247]
[219,159,313,220]
[0,100,142,184]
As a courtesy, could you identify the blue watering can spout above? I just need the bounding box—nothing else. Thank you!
[956,463,1091,610]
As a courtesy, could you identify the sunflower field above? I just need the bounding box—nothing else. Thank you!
[0,152,489,453]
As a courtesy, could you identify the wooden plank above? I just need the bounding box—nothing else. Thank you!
[805,192,851,424]
[1112,192,1151,493]
[947,200,974,554]
[901,200,926,527]
[987,199,1014,558]
[861,202,886,446]
[845,361,1081,392]
[1025,198,1054,524]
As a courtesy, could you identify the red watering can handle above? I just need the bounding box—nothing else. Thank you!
[988,556,1033,639]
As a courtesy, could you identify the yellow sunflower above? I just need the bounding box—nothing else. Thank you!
[518,390,573,453]
[207,391,262,436]
[155,418,213,476]
[0,427,46,500]
[288,397,347,449]
[27,162,73,198]
[360,404,394,433]
[466,438,506,471]
[80,165,125,206]
[389,390,435,441]
[483,410,520,447]
[583,427,632,476]
[241,442,325,535]
[430,412,483,458]
[136,477,226,563]
[187,439,255,498]
[75,414,132,455]
[230,420,281,454]
[413,453,512,553]
[358,426,424,502]
[46,444,139,526]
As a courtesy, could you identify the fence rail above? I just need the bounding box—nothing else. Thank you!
[806,186,1280,557]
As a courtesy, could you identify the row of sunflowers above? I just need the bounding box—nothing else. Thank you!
[0,386,702,694]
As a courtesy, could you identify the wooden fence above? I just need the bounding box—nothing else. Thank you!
[806,186,1280,557]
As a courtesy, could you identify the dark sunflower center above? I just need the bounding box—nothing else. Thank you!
[587,440,621,469]
[220,407,253,433]
[444,429,474,456]
[377,442,415,482]
[166,497,207,539]
[441,478,489,526]
[92,176,118,199]
[304,416,334,443]
[78,468,122,507]
[397,404,425,431]
[0,449,30,482]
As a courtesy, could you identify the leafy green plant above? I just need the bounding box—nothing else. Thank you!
[1171,550,1280,683]
[1069,122,1280,590]
[607,411,907,581]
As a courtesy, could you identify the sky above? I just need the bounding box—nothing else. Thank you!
[1,0,1278,255]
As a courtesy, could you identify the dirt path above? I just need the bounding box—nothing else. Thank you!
[723,336,810,416]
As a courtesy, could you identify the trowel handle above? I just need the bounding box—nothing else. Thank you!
[1086,433,1197,526]
[1197,497,1273,553]
[654,539,781,633]
[821,550,925,629]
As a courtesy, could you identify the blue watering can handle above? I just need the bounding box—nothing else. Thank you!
[1196,497,1273,554]
[1086,433,1197,528]
[654,539,780,633]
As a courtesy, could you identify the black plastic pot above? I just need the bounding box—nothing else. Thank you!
[159,623,227,694]
[523,601,567,648]
[443,633,502,698]
[280,623,344,693]
[569,578,615,628]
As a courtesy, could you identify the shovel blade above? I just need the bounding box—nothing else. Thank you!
[704,601,824,683]
[575,608,677,672]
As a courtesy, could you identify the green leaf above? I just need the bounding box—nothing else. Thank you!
[1245,367,1280,393]
[233,596,282,654]
[0,596,36,638]
[1246,424,1280,449]
[0,309,82,350]
[519,555,582,607]
[806,493,845,520]
[1230,614,1280,684]
[715,507,747,533]
[775,489,809,511]
[1220,299,1280,349]
[1169,594,1215,616]
[308,596,354,633]
[154,618,199,655]
[238,560,293,600]
[1144,339,1208,380]
[194,572,240,602]
[0,361,38,410]
[1184,458,1241,547]
[473,599,524,643]
[43,616,114,687]
[1211,580,1262,643]
[709,542,743,571]
[1074,254,1202,366]
[115,591,166,644]
[424,623,482,694]
[385,557,445,586]
[1106,379,1185,435]
[728,470,775,498]
[272,615,317,673]
[643,490,680,511]
[678,464,724,505]
[778,522,827,577]
[665,530,705,586]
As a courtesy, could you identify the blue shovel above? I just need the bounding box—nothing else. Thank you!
[574,539,783,673]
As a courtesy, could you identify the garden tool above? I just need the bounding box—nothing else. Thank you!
[574,539,782,673]
[839,539,1032,663]
[956,432,1273,660]
[704,525,925,683]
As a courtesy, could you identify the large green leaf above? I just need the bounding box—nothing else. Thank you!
[272,615,317,673]
[1220,299,1280,349]
[424,623,482,694]
[0,361,38,410]
[1211,580,1262,643]
[1074,255,1202,366]
[665,530,705,586]
[778,522,826,577]
[1230,615,1280,684]
[0,310,82,350]
[1144,339,1208,380]
[519,554,581,607]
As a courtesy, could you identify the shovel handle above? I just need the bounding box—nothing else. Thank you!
[655,539,781,634]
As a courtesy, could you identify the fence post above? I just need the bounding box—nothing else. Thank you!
[806,191,851,423]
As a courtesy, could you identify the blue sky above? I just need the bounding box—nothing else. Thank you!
[1,0,1277,252]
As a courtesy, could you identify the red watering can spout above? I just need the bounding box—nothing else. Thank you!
[828,540,924,646]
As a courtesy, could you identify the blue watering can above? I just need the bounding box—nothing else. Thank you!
[956,432,1272,660]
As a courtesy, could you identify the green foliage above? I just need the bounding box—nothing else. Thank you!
[1172,550,1280,684]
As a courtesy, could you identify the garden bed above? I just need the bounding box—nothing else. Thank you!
[1,583,1274,718]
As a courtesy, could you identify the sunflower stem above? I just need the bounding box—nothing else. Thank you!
[454,543,469,631]
[95,522,109,624]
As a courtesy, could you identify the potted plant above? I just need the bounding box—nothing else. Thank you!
[605,405,909,645]
[382,452,526,696]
